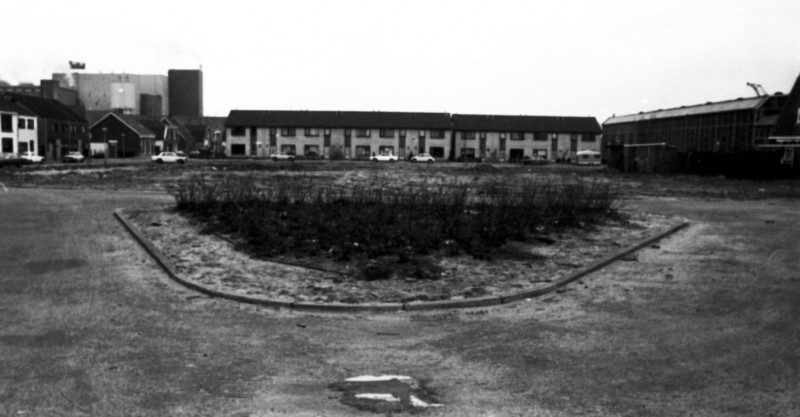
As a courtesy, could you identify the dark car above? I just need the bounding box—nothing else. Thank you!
[522,155,549,165]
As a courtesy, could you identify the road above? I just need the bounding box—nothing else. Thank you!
[0,187,798,416]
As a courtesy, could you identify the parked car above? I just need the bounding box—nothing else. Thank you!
[575,150,602,166]
[270,153,295,162]
[0,153,25,168]
[62,152,85,163]
[151,151,188,164]
[20,151,45,164]
[372,153,398,162]
[522,155,549,166]
[410,153,435,163]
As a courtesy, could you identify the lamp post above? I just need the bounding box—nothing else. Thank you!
[102,127,108,165]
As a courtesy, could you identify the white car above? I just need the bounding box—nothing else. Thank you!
[152,152,188,164]
[410,153,435,163]
[20,151,44,164]
[62,151,85,163]
[372,153,398,162]
[270,153,295,162]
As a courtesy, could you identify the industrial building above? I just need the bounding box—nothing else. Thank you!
[3,68,204,120]
[603,74,800,178]
[168,70,203,117]
[51,72,169,116]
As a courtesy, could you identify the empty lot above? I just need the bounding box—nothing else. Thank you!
[0,164,798,416]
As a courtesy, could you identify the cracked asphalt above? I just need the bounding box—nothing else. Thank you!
[0,186,798,416]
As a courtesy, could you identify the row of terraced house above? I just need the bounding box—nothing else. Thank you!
[224,111,603,162]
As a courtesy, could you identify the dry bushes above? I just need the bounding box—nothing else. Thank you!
[166,174,621,263]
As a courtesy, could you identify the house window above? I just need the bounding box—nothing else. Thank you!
[2,137,14,152]
[581,133,595,142]
[18,118,26,129]
[230,144,246,155]
[429,147,445,158]
[479,131,486,139]
[500,132,506,139]
[28,119,35,129]
[304,145,320,156]
[355,145,371,158]
[1,114,12,133]
[460,147,476,159]
[510,132,523,141]
[399,130,406,137]
[280,144,296,155]
[231,127,246,136]
[419,130,426,137]
[429,130,445,139]
[534,132,547,141]
[304,128,319,137]
[534,149,548,158]
[355,129,371,138]
[324,128,331,136]
[378,146,394,155]
[379,129,394,138]
[461,131,475,140]
[280,128,296,137]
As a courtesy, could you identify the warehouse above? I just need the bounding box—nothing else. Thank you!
[603,73,800,178]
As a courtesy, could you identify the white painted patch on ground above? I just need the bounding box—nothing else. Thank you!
[355,393,400,402]
[345,375,412,382]
[410,395,443,408]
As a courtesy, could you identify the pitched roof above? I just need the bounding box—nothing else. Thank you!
[2,93,86,122]
[604,96,768,125]
[226,110,453,130]
[0,98,34,115]
[135,117,169,140]
[134,116,194,141]
[451,114,601,133]
[90,113,156,138]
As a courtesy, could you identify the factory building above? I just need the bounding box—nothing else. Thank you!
[168,70,203,117]
[52,72,169,116]
[602,74,800,178]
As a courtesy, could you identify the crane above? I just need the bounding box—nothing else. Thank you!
[746,82,769,97]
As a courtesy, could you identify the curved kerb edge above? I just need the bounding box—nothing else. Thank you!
[114,209,689,313]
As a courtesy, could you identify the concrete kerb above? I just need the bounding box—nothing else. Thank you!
[498,222,690,303]
[114,209,689,313]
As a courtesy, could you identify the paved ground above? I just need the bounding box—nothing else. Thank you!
[0,187,798,416]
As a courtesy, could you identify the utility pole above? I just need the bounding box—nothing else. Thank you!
[102,127,108,165]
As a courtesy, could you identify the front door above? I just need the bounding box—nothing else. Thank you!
[551,137,558,161]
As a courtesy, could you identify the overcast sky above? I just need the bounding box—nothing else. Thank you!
[2,0,799,121]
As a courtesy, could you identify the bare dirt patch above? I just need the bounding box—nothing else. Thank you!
[124,205,682,304]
